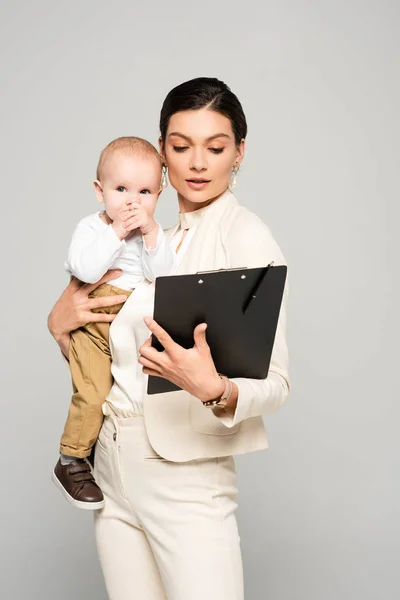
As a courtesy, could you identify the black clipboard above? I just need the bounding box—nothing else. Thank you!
[147,264,287,394]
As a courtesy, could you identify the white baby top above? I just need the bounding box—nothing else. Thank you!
[65,211,176,290]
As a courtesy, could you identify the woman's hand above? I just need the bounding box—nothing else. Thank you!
[47,269,127,356]
[139,317,228,404]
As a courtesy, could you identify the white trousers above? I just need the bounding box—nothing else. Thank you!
[93,412,244,600]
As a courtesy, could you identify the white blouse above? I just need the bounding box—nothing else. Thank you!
[106,205,209,415]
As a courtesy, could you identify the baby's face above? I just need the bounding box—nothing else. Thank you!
[97,151,161,221]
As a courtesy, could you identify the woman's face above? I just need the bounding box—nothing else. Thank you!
[160,108,245,211]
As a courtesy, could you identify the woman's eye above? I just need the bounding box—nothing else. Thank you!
[140,189,151,195]
[173,146,188,153]
[209,148,224,154]
[116,186,126,192]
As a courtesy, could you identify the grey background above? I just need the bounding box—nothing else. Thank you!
[1,1,398,599]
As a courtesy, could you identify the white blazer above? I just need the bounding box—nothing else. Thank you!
[109,189,290,461]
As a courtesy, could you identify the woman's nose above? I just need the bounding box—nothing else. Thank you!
[189,150,207,171]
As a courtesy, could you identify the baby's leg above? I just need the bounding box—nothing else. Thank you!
[52,283,131,510]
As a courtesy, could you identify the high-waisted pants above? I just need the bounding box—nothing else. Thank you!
[93,408,244,600]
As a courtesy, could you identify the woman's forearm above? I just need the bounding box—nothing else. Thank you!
[56,333,70,358]
[47,310,70,357]
[47,307,67,341]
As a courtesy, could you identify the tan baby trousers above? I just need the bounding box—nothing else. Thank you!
[60,283,131,458]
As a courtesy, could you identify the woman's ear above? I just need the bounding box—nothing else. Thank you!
[158,136,165,162]
[235,138,246,166]
[93,180,104,203]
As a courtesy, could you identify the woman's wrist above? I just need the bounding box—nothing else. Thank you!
[200,376,238,412]
[210,381,238,419]
[199,374,225,403]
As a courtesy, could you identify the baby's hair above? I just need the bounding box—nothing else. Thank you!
[96,136,162,181]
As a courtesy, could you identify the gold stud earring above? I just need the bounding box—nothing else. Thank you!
[160,164,168,190]
[229,162,240,190]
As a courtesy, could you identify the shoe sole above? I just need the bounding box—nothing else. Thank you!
[51,471,105,510]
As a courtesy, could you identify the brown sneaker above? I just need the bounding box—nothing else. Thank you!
[52,458,104,510]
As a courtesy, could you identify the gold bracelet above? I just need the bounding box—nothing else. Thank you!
[202,374,233,408]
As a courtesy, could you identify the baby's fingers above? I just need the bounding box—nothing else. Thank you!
[125,218,142,231]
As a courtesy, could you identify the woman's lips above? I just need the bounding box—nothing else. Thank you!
[186,179,211,191]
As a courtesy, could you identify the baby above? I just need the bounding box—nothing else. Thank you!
[52,136,175,509]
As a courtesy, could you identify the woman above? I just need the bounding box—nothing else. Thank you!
[48,77,290,600]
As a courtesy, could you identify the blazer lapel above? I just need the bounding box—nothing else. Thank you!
[175,189,238,275]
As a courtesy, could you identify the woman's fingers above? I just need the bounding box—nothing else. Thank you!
[143,317,176,354]
[138,355,163,374]
[142,368,162,377]
[139,342,166,364]
[138,336,161,363]
[193,323,209,352]
[48,270,127,342]
[88,294,127,310]
[86,311,118,324]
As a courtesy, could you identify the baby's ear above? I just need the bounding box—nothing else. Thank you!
[93,180,104,203]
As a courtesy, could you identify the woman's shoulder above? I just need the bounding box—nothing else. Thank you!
[222,200,286,267]
[228,201,266,228]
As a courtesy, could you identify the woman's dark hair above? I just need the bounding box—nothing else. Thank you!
[159,77,247,147]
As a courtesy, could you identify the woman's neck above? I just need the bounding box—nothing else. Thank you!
[177,187,229,214]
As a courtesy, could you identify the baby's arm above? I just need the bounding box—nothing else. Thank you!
[141,227,176,282]
[66,217,126,284]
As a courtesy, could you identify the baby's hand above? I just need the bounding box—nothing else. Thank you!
[112,205,133,240]
[122,203,157,237]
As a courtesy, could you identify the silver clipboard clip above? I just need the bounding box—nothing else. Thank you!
[196,267,248,275]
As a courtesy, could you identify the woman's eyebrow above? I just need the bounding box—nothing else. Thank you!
[168,132,231,142]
